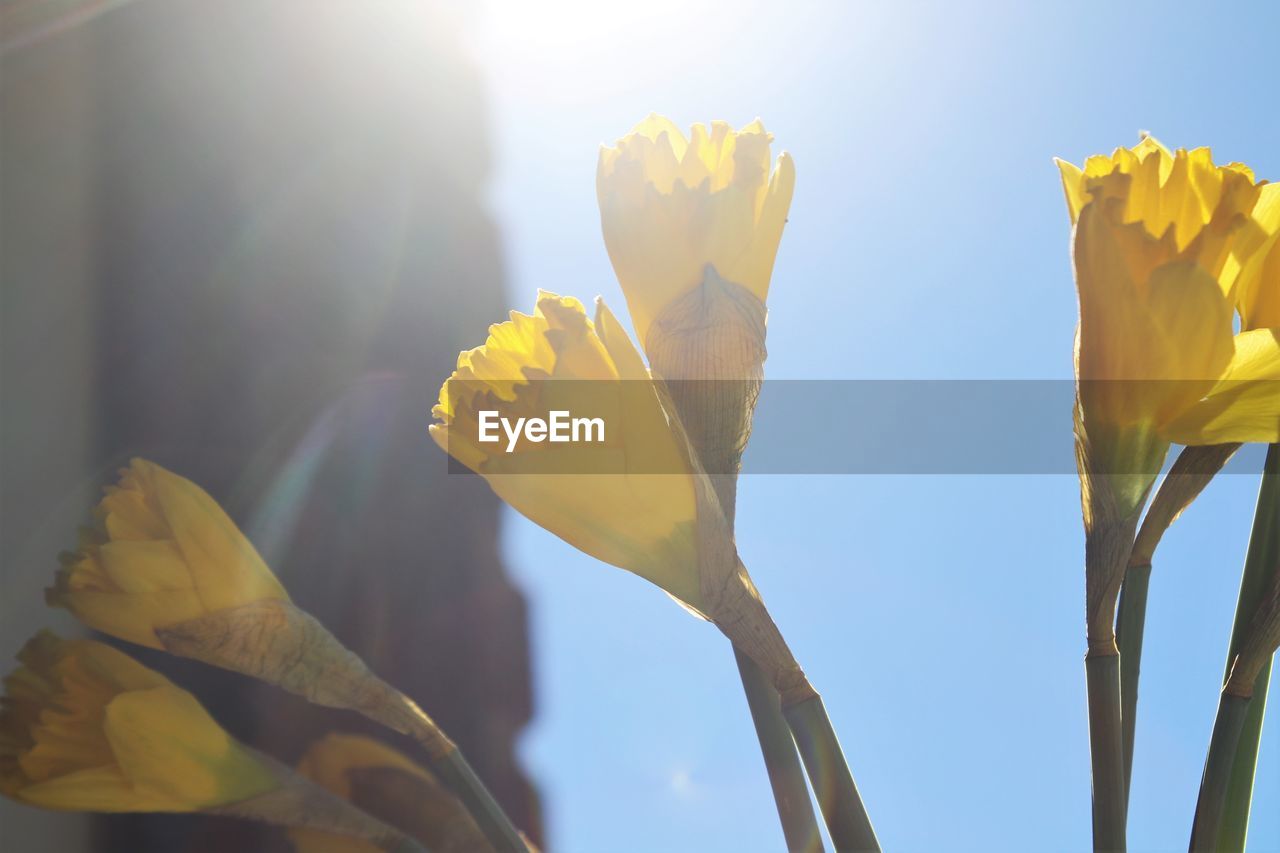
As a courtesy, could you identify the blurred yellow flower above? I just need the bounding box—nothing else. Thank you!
[597,114,795,348]
[431,291,702,607]
[289,734,485,853]
[0,631,275,812]
[1057,138,1280,516]
[47,458,289,649]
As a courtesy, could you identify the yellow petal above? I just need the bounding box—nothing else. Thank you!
[103,686,276,809]
[141,460,289,612]
[101,489,168,542]
[97,540,194,593]
[51,589,207,649]
[598,116,792,348]
[16,765,189,812]
[593,297,650,382]
[1056,157,1087,225]
[1164,328,1280,444]
[630,113,689,159]
[482,468,700,606]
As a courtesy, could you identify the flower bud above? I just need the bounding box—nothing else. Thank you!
[47,458,289,650]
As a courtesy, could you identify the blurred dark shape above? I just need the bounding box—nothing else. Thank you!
[2,1,541,850]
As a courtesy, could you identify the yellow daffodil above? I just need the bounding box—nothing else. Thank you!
[0,631,275,812]
[597,114,795,349]
[431,291,702,608]
[47,458,289,649]
[1058,138,1280,519]
[289,734,486,853]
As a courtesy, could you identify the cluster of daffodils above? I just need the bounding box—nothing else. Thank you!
[433,117,878,851]
[4,117,1277,853]
[431,117,815,704]
[3,459,524,851]
[1058,137,1279,849]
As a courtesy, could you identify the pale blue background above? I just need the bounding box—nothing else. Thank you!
[465,0,1280,849]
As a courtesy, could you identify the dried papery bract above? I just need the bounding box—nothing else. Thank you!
[1224,570,1280,701]
[1129,444,1243,571]
[154,600,525,850]
[598,115,793,521]
[213,752,426,853]
[647,265,767,521]
[153,599,452,757]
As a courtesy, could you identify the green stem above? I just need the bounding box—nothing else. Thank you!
[1086,653,1126,852]
[702,457,823,850]
[735,648,826,852]
[1215,443,1280,851]
[1190,693,1251,852]
[1220,661,1271,849]
[428,747,527,852]
[1115,562,1150,804]
[782,694,879,852]
[735,650,825,852]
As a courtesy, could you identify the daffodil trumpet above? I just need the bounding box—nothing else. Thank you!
[47,459,527,852]
[432,292,811,697]
[1115,443,1240,799]
[597,115,795,521]
[1059,137,1280,850]
[1189,444,1280,852]
[0,632,424,853]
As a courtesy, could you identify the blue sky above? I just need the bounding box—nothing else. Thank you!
[463,0,1280,848]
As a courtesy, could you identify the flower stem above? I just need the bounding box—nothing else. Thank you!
[426,745,528,852]
[1189,692,1251,851]
[1115,443,1239,807]
[782,694,879,851]
[1115,561,1150,803]
[1213,443,1280,851]
[1085,653,1126,852]
[735,647,825,852]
